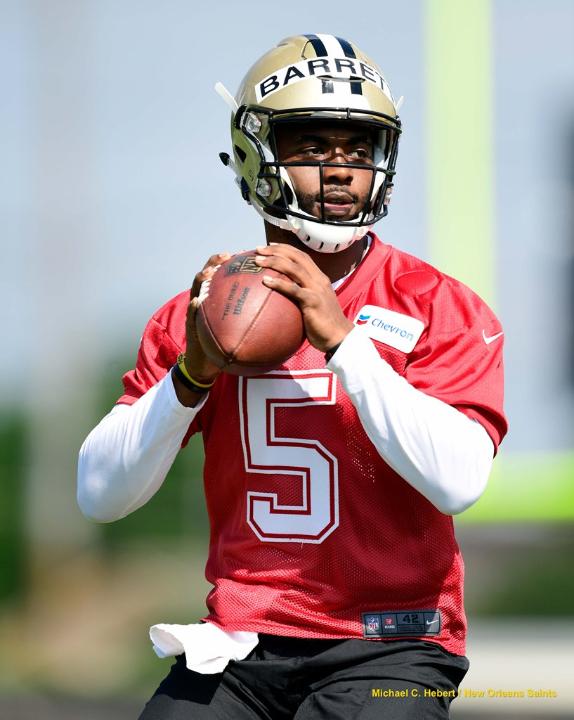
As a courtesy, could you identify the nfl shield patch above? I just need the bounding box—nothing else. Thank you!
[364,614,381,635]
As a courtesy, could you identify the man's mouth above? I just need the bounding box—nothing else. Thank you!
[318,191,356,217]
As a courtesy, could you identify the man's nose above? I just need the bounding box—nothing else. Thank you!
[323,149,353,182]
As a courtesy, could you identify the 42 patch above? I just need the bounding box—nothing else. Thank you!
[362,610,441,637]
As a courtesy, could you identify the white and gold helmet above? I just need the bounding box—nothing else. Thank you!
[216,34,401,253]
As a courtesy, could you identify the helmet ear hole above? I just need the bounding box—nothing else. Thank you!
[283,183,294,206]
[240,178,250,202]
[371,186,384,214]
[234,145,247,163]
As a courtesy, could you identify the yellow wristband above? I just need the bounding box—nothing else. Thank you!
[177,353,215,388]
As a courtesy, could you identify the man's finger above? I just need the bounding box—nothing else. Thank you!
[191,270,208,299]
[189,296,201,315]
[262,274,305,302]
[256,243,315,267]
[256,243,306,259]
[255,253,313,287]
[202,251,232,271]
[191,252,232,297]
[186,296,208,344]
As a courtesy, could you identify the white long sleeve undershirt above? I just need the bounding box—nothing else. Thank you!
[77,328,494,522]
[77,372,206,522]
[327,327,494,515]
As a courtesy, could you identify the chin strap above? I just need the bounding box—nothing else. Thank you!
[251,200,371,254]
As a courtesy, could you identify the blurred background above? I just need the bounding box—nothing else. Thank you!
[1,0,573,718]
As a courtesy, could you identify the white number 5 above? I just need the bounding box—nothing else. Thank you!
[239,371,339,544]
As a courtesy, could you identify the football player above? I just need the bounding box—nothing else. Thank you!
[78,34,507,719]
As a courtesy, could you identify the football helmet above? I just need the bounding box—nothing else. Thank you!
[217,34,401,253]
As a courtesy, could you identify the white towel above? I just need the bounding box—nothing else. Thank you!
[150,622,259,674]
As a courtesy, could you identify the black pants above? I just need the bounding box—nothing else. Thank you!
[139,635,469,719]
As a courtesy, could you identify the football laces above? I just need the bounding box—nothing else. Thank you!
[197,264,221,305]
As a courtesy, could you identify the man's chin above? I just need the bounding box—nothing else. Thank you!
[319,211,361,223]
[322,216,349,223]
[301,204,361,223]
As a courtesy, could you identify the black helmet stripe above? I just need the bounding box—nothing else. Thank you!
[304,34,363,96]
[349,81,363,96]
[335,36,356,58]
[335,37,363,96]
[303,34,328,58]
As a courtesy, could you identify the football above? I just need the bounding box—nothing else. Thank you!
[195,250,305,376]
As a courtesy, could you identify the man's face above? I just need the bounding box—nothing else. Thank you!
[274,121,376,222]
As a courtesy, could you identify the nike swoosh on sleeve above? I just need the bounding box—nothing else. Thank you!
[482,330,504,345]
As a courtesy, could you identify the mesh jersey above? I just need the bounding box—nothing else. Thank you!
[119,235,507,656]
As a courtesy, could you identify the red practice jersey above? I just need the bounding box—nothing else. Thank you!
[119,235,507,656]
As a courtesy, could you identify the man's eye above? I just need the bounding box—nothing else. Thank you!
[301,147,324,156]
[348,148,373,161]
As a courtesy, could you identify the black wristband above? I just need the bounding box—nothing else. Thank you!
[324,342,342,363]
[172,364,212,394]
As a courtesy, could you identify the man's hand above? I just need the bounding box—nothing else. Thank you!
[255,244,354,353]
[172,252,232,406]
[184,252,232,380]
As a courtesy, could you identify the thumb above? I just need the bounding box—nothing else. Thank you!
[186,296,202,342]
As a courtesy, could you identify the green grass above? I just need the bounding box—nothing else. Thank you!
[461,451,574,523]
